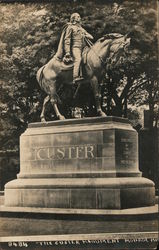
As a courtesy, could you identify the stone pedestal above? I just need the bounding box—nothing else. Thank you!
[4,117,155,209]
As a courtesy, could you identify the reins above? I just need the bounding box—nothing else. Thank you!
[85,37,108,66]
[84,37,111,67]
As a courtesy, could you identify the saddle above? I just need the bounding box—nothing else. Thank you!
[61,61,74,71]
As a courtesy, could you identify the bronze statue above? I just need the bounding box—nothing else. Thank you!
[36,29,130,121]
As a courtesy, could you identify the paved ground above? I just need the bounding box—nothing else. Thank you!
[0,196,158,249]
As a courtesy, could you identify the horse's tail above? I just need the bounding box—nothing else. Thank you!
[36,65,45,90]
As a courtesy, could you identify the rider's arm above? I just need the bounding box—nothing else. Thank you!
[85,32,93,40]
[81,28,93,40]
[64,25,72,55]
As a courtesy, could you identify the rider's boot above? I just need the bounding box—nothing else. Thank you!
[73,76,84,85]
[73,63,84,85]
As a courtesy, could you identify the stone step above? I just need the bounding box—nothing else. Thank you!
[0,205,158,237]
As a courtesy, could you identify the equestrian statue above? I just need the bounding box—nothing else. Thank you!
[36,13,130,121]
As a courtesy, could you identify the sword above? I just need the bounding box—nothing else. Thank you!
[73,82,82,99]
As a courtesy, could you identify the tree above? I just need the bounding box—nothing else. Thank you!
[101,0,158,123]
[0,0,158,149]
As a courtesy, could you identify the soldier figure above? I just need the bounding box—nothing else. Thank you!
[56,13,93,84]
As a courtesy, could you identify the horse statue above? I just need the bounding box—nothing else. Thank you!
[36,33,130,121]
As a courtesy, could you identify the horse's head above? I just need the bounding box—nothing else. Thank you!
[106,33,131,68]
[91,33,130,70]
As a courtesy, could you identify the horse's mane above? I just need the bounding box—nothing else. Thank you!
[97,33,124,43]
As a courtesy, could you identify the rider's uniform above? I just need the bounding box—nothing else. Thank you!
[64,23,93,81]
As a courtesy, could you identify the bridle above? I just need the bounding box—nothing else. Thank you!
[108,39,128,64]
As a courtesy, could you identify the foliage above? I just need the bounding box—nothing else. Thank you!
[0,0,158,149]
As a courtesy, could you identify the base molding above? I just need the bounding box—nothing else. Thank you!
[5,177,155,209]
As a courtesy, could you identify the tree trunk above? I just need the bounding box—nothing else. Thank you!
[123,97,127,118]
[149,103,154,130]
[114,99,123,117]
[106,95,111,115]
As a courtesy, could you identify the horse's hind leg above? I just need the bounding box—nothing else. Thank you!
[49,86,65,120]
[50,95,65,120]
[90,76,106,117]
[40,95,50,122]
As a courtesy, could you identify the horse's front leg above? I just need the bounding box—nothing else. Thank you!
[90,76,106,117]
[52,102,65,120]
[40,95,50,122]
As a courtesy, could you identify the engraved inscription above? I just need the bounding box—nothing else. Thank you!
[118,141,135,166]
[115,130,137,168]
[31,145,95,161]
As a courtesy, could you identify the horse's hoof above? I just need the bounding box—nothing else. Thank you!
[59,115,65,120]
[41,117,46,122]
[98,111,107,117]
